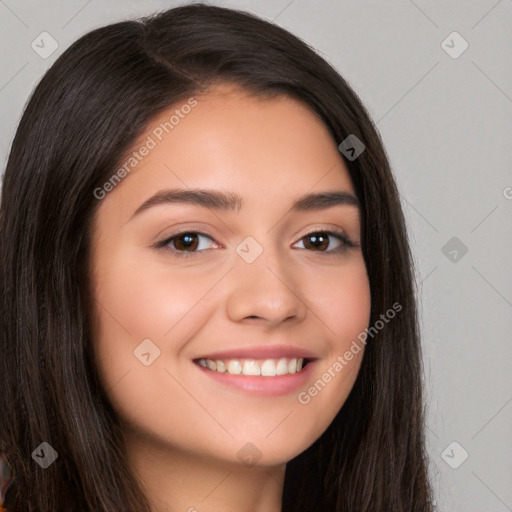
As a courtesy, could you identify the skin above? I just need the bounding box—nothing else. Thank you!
[89,82,371,512]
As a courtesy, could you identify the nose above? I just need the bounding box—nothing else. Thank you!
[225,243,308,327]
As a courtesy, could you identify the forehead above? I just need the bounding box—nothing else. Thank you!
[95,83,357,223]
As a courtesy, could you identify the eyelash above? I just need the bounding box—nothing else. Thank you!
[153,229,359,259]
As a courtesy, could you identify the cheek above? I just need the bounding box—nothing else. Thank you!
[92,247,214,343]
[304,257,371,349]
[294,259,370,428]
[90,249,222,447]
[89,248,213,398]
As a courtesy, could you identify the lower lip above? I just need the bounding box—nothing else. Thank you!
[194,361,316,396]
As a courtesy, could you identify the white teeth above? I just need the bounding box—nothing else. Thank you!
[227,360,242,374]
[260,359,277,376]
[198,357,308,376]
[242,360,261,376]
[276,358,288,375]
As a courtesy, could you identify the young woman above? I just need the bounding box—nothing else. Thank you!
[0,3,434,511]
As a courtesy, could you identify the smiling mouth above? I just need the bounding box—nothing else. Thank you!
[194,357,312,376]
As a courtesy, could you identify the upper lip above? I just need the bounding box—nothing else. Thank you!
[194,344,318,361]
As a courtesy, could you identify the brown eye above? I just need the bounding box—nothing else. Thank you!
[173,232,200,252]
[303,232,330,251]
[155,231,217,258]
[295,230,358,256]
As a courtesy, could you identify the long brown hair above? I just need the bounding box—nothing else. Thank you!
[0,3,434,510]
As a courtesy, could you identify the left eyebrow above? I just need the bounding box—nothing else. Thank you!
[128,188,360,221]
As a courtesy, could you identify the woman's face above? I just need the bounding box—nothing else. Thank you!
[90,83,371,467]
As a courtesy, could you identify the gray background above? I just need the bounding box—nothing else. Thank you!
[1,1,511,510]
